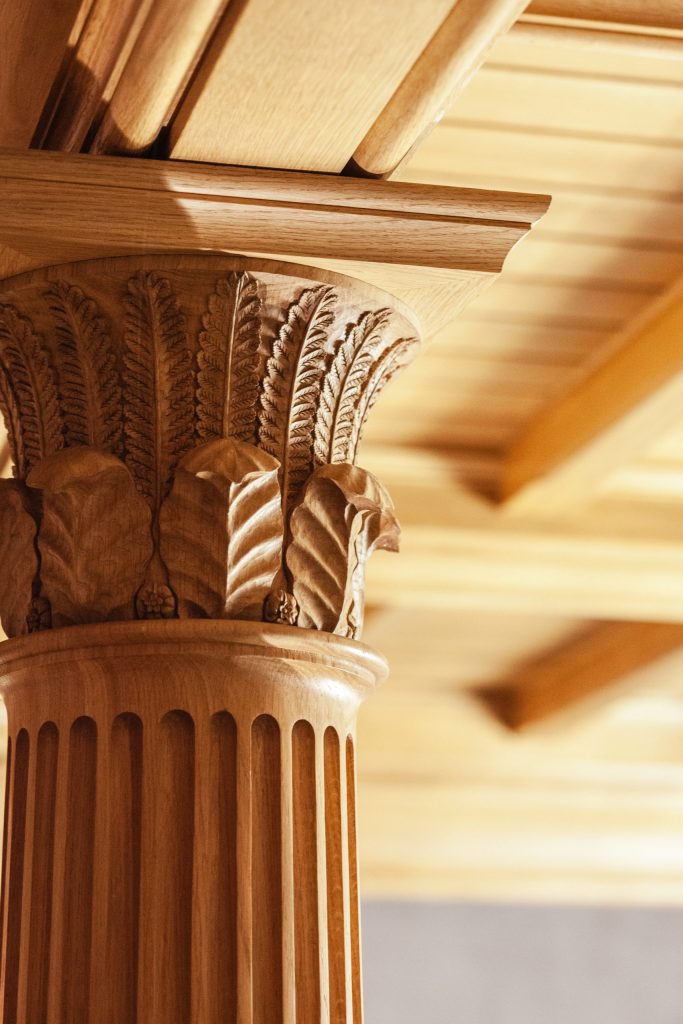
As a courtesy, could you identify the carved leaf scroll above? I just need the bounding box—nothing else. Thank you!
[286,464,399,638]
[0,304,63,477]
[28,448,153,627]
[123,272,194,512]
[197,273,261,444]
[160,438,283,620]
[0,479,38,637]
[48,281,123,454]
[259,286,336,509]
[314,309,391,466]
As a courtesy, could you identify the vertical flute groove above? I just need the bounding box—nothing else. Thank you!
[213,711,238,1021]
[26,723,59,1024]
[107,713,143,1024]
[2,730,28,1024]
[251,714,283,1024]
[324,727,346,1024]
[292,720,321,1022]
[152,710,195,1024]
[346,737,362,1024]
[0,736,13,1004]
[61,717,97,1024]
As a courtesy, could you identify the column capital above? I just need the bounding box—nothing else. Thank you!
[0,254,418,640]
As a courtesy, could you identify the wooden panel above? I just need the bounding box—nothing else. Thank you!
[473,277,652,323]
[169,0,455,172]
[0,0,87,148]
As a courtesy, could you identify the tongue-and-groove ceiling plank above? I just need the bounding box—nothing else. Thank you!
[168,0,456,171]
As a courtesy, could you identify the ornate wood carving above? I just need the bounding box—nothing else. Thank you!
[0,253,419,641]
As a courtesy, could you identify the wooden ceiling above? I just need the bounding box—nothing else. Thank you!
[3,0,683,903]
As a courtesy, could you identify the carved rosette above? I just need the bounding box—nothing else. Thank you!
[0,254,419,641]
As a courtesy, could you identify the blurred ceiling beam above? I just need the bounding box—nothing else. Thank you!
[488,620,683,730]
[501,277,683,516]
[511,19,683,59]
[527,0,683,33]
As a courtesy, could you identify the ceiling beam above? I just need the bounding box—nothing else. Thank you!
[501,279,683,516]
[348,0,529,178]
[527,1,683,33]
[488,621,683,730]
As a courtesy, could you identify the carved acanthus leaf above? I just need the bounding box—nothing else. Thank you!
[197,273,261,444]
[48,281,123,453]
[314,309,391,466]
[28,448,153,627]
[0,479,38,637]
[160,438,283,620]
[0,304,63,476]
[259,286,336,509]
[286,463,399,638]
[0,363,26,478]
[123,272,194,511]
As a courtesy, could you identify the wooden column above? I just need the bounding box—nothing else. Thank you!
[0,252,415,1022]
[0,620,383,1023]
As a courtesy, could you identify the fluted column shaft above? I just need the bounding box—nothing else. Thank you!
[0,620,383,1024]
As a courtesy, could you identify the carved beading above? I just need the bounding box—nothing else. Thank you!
[0,254,419,640]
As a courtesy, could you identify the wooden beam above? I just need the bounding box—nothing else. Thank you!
[91,0,229,156]
[489,621,683,730]
[348,0,529,178]
[527,1,683,33]
[502,278,683,516]
[513,18,683,60]
[37,0,153,152]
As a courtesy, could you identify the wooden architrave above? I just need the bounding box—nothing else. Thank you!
[0,147,550,338]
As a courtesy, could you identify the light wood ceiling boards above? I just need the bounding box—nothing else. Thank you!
[360,608,683,903]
